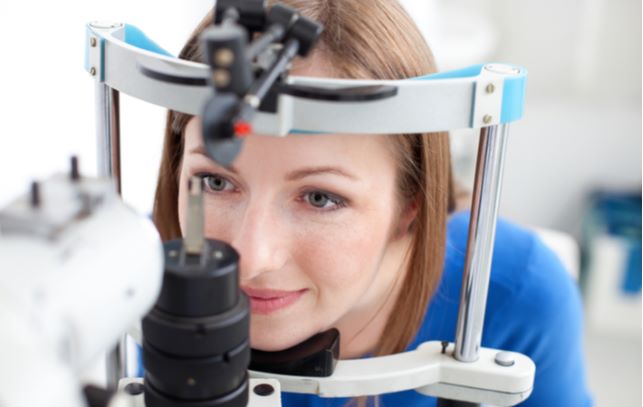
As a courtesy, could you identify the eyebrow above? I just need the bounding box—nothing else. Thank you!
[285,167,358,182]
[188,144,210,157]
[188,144,241,174]
[188,144,358,181]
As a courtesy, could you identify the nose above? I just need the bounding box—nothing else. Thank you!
[230,203,289,283]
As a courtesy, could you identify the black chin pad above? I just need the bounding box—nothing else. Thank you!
[249,328,340,377]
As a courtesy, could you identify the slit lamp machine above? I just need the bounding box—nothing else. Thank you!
[0,1,529,406]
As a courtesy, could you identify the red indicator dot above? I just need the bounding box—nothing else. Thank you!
[234,121,252,137]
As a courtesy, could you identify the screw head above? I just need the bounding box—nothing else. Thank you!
[70,156,80,181]
[253,383,275,396]
[90,37,97,47]
[215,48,235,67]
[186,377,196,386]
[89,67,96,76]
[169,250,179,258]
[124,382,145,395]
[213,251,223,259]
[486,83,495,94]
[440,341,449,354]
[483,114,492,124]
[213,69,231,87]
[244,94,261,109]
[30,181,41,208]
[495,351,515,367]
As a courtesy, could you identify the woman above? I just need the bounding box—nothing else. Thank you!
[153,1,592,405]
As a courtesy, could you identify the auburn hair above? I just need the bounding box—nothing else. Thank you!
[153,0,454,362]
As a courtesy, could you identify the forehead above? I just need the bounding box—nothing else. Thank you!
[184,117,397,176]
[182,51,399,176]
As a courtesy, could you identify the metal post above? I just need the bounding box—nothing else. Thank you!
[453,124,510,363]
[105,336,128,386]
[95,82,125,388]
[95,83,122,193]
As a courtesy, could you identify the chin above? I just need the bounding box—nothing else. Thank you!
[249,321,313,351]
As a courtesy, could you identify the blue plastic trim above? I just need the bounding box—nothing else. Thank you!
[289,129,324,135]
[623,242,642,294]
[410,63,528,123]
[411,64,485,81]
[123,24,173,57]
[500,67,528,123]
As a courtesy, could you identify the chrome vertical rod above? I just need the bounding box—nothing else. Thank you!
[454,124,510,362]
[95,82,125,388]
[95,83,122,193]
[105,336,128,386]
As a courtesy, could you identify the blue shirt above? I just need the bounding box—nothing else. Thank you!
[282,212,593,406]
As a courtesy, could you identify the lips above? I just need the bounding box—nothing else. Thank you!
[242,287,308,315]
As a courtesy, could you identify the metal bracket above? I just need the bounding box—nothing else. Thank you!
[86,21,125,82]
[0,173,115,240]
[249,341,534,405]
[471,64,510,128]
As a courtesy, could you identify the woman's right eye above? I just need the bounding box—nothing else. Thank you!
[198,173,235,193]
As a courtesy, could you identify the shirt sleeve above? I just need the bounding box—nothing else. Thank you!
[483,234,594,407]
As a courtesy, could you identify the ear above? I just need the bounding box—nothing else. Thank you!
[394,194,420,238]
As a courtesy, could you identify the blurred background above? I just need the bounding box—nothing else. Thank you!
[414,1,641,406]
[0,0,640,405]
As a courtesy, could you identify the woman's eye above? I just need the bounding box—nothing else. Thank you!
[303,191,346,211]
[200,174,235,192]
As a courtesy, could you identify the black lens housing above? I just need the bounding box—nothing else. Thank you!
[143,239,250,407]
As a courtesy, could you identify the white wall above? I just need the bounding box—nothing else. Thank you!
[0,0,213,213]
[403,0,642,236]
[491,0,641,234]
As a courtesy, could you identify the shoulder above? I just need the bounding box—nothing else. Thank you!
[421,211,581,344]
[444,211,576,311]
[432,212,592,405]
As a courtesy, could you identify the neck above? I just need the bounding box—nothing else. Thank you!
[335,233,413,359]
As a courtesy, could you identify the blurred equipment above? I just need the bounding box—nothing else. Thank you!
[581,189,642,336]
[0,158,164,407]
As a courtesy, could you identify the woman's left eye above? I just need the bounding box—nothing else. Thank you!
[303,190,347,211]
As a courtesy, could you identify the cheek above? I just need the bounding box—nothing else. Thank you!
[291,212,391,305]
[202,200,242,243]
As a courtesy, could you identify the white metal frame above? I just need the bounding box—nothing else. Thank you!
[85,23,526,134]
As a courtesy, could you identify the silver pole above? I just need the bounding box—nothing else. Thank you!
[95,83,122,193]
[453,124,510,363]
[95,82,125,387]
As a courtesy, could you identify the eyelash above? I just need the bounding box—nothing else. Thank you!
[197,172,237,193]
[300,189,348,212]
[194,172,348,212]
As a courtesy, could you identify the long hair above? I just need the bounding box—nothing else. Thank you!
[153,0,454,362]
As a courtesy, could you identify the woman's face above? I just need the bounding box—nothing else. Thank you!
[178,125,415,355]
[177,59,416,356]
